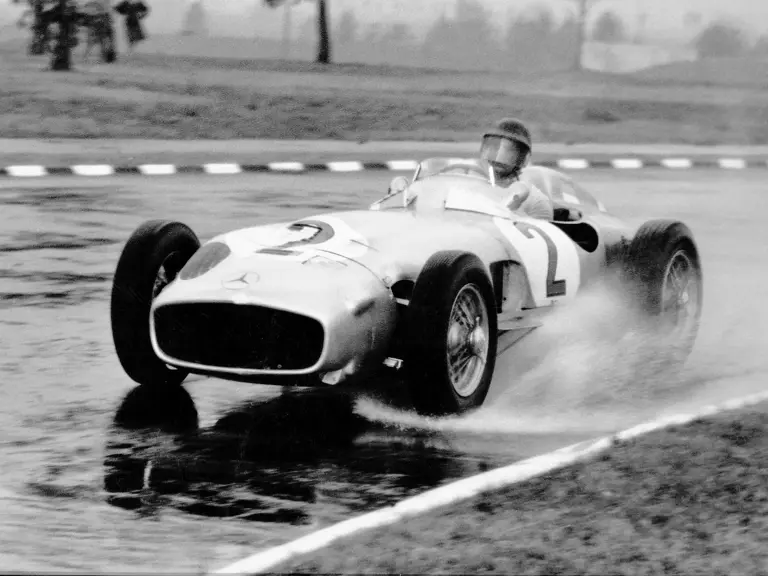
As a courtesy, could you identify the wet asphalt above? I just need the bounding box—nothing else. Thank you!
[1,170,767,571]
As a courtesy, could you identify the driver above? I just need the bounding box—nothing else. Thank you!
[480,118,554,220]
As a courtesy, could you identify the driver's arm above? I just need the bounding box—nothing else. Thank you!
[520,183,554,220]
[505,182,554,220]
[503,182,531,211]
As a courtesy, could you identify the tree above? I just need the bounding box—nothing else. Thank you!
[421,14,453,66]
[17,0,49,56]
[181,0,208,37]
[683,11,703,33]
[591,10,625,44]
[50,0,73,71]
[752,34,768,58]
[550,13,580,66]
[79,1,118,63]
[14,0,75,70]
[559,0,616,71]
[694,22,748,58]
[694,20,749,59]
[264,0,330,64]
[379,22,413,46]
[316,0,329,63]
[374,21,416,65]
[421,0,501,70]
[505,8,557,71]
[452,0,500,69]
[335,9,357,47]
[16,0,118,69]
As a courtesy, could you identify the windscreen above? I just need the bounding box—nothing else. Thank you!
[414,158,493,183]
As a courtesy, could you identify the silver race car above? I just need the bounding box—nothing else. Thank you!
[110,158,703,416]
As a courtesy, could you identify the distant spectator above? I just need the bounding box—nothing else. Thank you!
[39,0,79,53]
[114,0,149,53]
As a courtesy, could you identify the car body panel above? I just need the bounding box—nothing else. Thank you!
[148,159,637,386]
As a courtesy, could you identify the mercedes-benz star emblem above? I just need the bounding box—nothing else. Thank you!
[222,272,259,290]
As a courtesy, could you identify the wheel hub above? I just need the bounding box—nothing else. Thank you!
[469,324,487,356]
[661,249,699,337]
[446,285,490,398]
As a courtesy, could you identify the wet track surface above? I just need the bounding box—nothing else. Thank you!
[1,170,768,571]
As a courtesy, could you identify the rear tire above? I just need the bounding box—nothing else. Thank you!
[623,219,703,369]
[111,220,200,388]
[403,251,498,416]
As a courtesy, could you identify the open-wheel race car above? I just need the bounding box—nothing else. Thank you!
[110,158,703,416]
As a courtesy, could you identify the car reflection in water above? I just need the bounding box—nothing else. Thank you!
[103,384,494,526]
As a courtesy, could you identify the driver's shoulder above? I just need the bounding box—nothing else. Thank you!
[499,179,533,197]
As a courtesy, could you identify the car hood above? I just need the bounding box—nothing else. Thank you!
[152,238,390,325]
[154,207,512,314]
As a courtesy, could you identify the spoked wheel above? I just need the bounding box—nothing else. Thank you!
[404,251,498,416]
[623,219,703,370]
[659,249,701,345]
[446,284,491,399]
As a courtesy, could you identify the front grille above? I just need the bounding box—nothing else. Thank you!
[154,303,325,371]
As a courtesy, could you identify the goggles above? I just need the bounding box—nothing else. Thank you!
[480,135,528,169]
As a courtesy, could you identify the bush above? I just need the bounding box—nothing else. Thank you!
[751,34,768,58]
[583,106,621,123]
[591,10,626,44]
[694,21,749,59]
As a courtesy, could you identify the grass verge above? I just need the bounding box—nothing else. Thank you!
[1,44,767,145]
[275,410,768,574]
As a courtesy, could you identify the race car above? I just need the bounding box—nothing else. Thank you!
[110,158,703,416]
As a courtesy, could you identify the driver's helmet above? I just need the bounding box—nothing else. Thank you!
[480,118,532,179]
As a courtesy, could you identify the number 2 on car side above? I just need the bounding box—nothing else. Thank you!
[494,217,581,308]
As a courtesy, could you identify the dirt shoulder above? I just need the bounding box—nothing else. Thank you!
[2,46,767,152]
[272,406,768,574]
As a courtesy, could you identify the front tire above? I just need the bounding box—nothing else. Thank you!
[403,251,498,416]
[623,219,703,368]
[111,220,200,388]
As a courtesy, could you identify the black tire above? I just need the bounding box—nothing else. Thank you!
[111,220,200,388]
[623,219,703,366]
[403,251,498,416]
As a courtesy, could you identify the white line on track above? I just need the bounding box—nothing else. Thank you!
[203,163,243,175]
[138,164,177,176]
[385,160,419,171]
[4,165,47,177]
[266,162,306,172]
[557,158,589,170]
[611,158,644,169]
[213,390,768,575]
[326,161,364,172]
[718,158,747,170]
[71,164,115,176]
[660,158,694,169]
